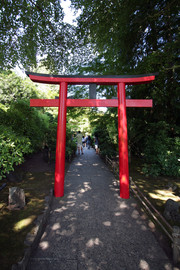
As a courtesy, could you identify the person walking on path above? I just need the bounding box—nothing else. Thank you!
[82,135,86,148]
[76,131,83,155]
[84,135,88,148]
[94,136,99,154]
[87,135,91,149]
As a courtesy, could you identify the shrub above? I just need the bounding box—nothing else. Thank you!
[0,125,32,180]
[45,119,57,152]
[92,126,117,158]
[0,100,53,179]
[142,122,180,177]
[5,100,50,150]
[44,120,77,160]
[66,124,77,160]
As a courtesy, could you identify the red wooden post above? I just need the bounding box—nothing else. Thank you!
[54,82,68,197]
[118,83,129,199]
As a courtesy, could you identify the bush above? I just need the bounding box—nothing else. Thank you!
[92,126,117,158]
[66,124,77,160]
[5,100,50,150]
[142,122,180,177]
[0,100,53,179]
[45,119,57,152]
[0,125,32,180]
[44,120,77,161]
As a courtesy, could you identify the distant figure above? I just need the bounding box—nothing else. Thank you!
[76,131,83,155]
[85,135,88,147]
[42,140,51,163]
[87,135,91,149]
[94,136,99,154]
[82,136,86,147]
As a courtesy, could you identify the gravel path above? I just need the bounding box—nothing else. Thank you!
[27,147,176,270]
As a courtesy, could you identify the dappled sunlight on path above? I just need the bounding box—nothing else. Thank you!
[27,147,175,270]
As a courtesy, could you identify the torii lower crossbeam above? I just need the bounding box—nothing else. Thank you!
[27,72,156,199]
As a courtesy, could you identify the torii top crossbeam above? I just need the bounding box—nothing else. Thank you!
[26,71,157,199]
[26,72,156,85]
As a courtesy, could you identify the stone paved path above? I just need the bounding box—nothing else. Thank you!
[27,147,176,270]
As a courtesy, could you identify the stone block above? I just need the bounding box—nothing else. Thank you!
[8,187,25,210]
[163,199,180,222]
[172,226,180,264]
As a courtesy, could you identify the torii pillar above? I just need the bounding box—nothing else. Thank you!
[26,72,157,199]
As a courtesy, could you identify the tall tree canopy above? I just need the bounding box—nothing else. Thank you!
[70,0,179,177]
[71,0,179,72]
[71,0,179,124]
[0,0,82,72]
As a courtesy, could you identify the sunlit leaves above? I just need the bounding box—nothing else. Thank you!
[0,0,70,70]
[0,71,38,105]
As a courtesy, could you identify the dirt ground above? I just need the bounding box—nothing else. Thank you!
[0,151,71,270]
[16,151,55,174]
[5,150,70,183]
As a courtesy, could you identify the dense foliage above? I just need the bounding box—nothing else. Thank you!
[0,0,96,72]
[0,72,76,180]
[142,122,180,177]
[89,108,118,158]
[0,71,38,104]
[0,0,63,70]
[0,97,50,179]
[0,125,32,180]
[70,0,180,177]
[65,124,77,160]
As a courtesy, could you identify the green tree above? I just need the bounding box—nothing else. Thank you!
[89,108,118,158]
[71,0,179,72]
[0,0,97,73]
[0,0,71,71]
[71,0,179,118]
[70,0,179,176]
[0,71,38,106]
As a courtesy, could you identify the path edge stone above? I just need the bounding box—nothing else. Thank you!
[11,189,54,270]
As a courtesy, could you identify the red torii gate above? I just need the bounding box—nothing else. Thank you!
[26,72,156,199]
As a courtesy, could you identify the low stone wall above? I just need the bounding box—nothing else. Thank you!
[11,189,54,270]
